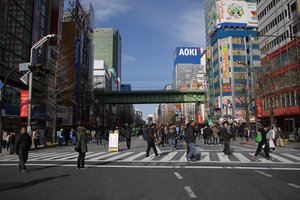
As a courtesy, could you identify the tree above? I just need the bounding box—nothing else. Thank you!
[46,45,76,144]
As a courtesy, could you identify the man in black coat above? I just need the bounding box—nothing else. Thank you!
[253,123,270,160]
[185,120,196,162]
[15,127,32,172]
[145,123,159,157]
[221,121,231,156]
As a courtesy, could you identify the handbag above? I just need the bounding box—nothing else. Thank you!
[75,143,81,152]
[75,132,82,152]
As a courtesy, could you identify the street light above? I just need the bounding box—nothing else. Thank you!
[27,34,56,134]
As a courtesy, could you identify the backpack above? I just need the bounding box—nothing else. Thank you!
[256,131,262,143]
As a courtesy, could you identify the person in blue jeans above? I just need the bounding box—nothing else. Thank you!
[185,120,196,163]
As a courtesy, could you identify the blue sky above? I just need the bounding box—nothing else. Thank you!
[80,0,206,119]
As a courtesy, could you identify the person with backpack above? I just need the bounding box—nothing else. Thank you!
[253,123,271,160]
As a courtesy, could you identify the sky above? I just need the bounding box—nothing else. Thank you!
[79,0,206,119]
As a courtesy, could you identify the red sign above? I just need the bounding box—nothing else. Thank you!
[197,114,203,124]
[20,90,29,117]
[255,99,263,118]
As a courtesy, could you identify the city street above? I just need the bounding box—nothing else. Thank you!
[0,137,300,200]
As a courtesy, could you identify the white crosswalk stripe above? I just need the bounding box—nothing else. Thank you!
[1,151,300,164]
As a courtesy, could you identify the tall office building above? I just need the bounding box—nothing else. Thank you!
[93,28,122,89]
[173,47,204,124]
[0,0,63,133]
[204,0,260,120]
[257,0,300,140]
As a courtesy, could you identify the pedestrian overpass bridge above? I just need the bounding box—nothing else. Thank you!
[94,90,206,104]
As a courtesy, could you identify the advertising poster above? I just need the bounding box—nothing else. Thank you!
[221,39,230,84]
[20,90,29,117]
[216,0,258,28]
[109,131,119,152]
[255,99,263,118]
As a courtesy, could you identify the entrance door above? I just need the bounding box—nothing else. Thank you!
[284,118,295,140]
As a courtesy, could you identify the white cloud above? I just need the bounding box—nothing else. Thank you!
[165,8,205,48]
[80,0,130,22]
[122,54,137,65]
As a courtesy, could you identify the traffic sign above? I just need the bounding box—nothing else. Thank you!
[20,71,30,85]
[0,80,3,90]
[19,62,30,71]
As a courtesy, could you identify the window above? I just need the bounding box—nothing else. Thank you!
[291,91,296,106]
[291,2,296,12]
[286,93,291,107]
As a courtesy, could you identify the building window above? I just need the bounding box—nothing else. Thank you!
[281,94,286,107]
[291,91,296,106]
[286,92,291,107]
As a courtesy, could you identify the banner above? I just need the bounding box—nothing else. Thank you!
[20,90,29,117]
[255,99,263,118]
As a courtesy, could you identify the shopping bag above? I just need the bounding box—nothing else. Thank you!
[269,139,275,148]
[155,144,162,154]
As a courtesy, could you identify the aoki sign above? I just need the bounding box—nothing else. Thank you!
[178,48,198,56]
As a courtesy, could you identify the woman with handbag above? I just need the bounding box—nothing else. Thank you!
[76,122,88,169]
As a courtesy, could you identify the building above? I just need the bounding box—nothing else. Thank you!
[0,0,63,143]
[61,0,93,128]
[93,28,122,128]
[93,28,122,89]
[173,47,205,124]
[204,0,260,122]
[257,0,300,140]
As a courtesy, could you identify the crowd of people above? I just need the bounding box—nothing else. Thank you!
[1,119,295,172]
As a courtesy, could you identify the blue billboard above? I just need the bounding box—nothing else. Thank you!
[174,47,201,64]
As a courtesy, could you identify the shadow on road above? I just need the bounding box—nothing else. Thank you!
[0,174,70,192]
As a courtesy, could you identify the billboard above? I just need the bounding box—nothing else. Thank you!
[174,47,201,64]
[213,0,257,31]
[221,38,230,84]
[20,90,29,118]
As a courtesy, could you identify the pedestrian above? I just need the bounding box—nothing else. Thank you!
[244,127,250,145]
[145,123,159,158]
[169,124,176,151]
[8,131,16,155]
[158,125,166,147]
[268,125,276,152]
[212,124,219,145]
[32,129,39,149]
[124,126,132,149]
[15,127,32,173]
[253,123,271,160]
[203,124,213,145]
[185,120,197,163]
[76,122,88,169]
[221,121,231,156]
[57,128,64,146]
[2,130,8,149]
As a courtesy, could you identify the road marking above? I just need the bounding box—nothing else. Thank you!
[160,152,177,162]
[254,170,273,177]
[105,152,134,161]
[179,152,187,162]
[140,154,155,161]
[184,186,197,198]
[217,153,231,162]
[282,154,300,161]
[288,183,300,189]
[1,163,300,171]
[84,152,106,159]
[30,152,71,161]
[89,152,119,161]
[123,152,145,161]
[233,153,251,163]
[174,172,183,180]
[199,152,210,162]
[270,154,294,163]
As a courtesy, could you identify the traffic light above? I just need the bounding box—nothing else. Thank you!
[28,64,48,77]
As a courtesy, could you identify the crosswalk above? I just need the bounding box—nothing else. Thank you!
[1,151,300,164]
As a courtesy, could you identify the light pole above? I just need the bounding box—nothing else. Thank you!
[27,34,56,134]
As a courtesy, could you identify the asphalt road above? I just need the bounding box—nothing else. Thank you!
[0,137,300,200]
[0,165,300,200]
